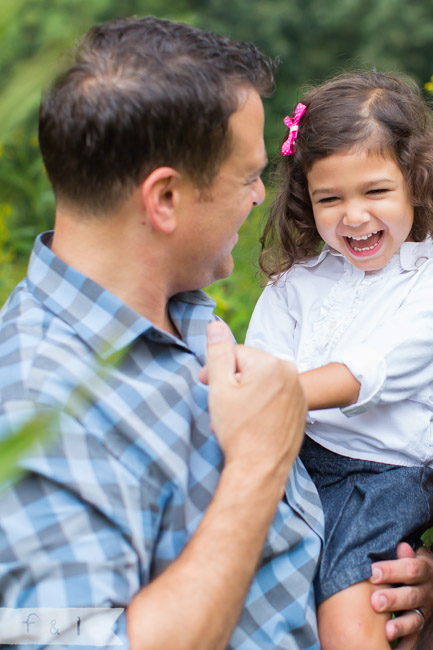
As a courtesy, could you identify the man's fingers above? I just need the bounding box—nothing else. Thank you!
[198,365,209,385]
[205,321,236,385]
[371,556,424,586]
[372,585,419,613]
[391,630,419,650]
[386,611,423,646]
[370,543,433,648]
[396,542,417,560]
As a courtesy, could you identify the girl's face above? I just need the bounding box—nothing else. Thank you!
[307,148,414,271]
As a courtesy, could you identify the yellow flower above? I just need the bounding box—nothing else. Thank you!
[424,82,433,92]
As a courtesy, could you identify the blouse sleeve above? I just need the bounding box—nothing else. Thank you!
[245,281,297,362]
[331,265,433,416]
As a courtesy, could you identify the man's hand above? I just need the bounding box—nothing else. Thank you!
[370,542,433,650]
[200,321,307,488]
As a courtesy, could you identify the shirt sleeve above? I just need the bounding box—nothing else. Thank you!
[245,281,297,362]
[331,266,433,416]
[0,403,157,649]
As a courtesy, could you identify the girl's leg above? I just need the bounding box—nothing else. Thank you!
[318,579,392,650]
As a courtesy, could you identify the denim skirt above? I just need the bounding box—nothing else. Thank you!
[299,435,433,604]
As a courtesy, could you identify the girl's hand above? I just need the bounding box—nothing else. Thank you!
[370,542,433,649]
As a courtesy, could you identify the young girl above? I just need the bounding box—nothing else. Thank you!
[246,71,433,650]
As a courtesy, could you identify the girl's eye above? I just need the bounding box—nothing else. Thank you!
[368,188,388,195]
[318,196,339,204]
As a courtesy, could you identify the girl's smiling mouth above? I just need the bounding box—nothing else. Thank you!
[344,230,384,256]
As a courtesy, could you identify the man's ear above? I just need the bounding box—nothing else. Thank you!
[141,167,182,234]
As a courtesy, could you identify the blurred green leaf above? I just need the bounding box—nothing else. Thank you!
[0,54,56,139]
[421,527,433,550]
[0,0,30,32]
[0,412,57,489]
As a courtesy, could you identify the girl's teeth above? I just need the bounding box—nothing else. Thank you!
[352,243,377,251]
[346,230,381,252]
[349,230,378,241]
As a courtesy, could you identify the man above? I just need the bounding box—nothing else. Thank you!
[0,16,431,650]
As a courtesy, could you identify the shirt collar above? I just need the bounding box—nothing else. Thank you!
[399,237,433,270]
[300,238,433,271]
[27,232,215,359]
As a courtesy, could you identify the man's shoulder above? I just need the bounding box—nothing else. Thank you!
[0,279,93,402]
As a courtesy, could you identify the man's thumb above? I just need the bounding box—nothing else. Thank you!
[206,321,236,384]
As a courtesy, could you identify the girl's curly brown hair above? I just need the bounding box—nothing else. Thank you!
[260,71,433,279]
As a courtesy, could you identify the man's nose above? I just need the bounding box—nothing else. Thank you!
[252,177,266,207]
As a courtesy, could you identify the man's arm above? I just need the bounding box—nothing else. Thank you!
[127,321,307,650]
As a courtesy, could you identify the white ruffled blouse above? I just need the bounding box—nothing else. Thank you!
[246,239,433,467]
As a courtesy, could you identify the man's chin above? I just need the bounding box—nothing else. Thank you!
[202,258,235,291]
[215,257,235,282]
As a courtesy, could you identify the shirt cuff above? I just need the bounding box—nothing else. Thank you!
[331,344,387,416]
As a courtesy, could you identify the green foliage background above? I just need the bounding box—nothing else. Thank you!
[1,0,433,340]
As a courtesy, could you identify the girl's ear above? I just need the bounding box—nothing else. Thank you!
[141,167,182,234]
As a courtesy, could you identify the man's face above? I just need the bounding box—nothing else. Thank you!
[175,88,267,290]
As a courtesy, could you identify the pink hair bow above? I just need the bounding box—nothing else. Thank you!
[281,103,307,156]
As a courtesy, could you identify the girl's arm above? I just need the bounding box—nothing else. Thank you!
[247,284,362,412]
[326,268,433,415]
[299,363,361,410]
[248,263,433,415]
[302,263,433,415]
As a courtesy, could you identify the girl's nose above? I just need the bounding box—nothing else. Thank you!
[342,202,370,227]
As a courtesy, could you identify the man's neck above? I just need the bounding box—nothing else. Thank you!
[51,209,178,335]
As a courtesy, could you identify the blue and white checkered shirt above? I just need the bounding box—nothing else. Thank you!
[0,232,323,649]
